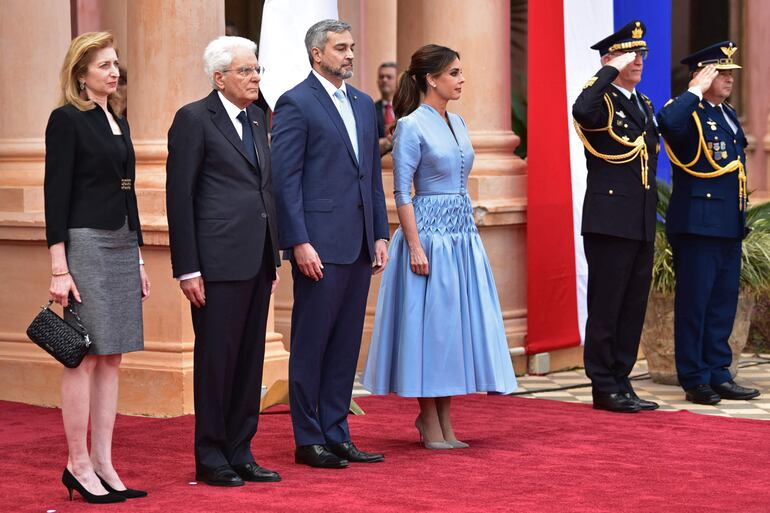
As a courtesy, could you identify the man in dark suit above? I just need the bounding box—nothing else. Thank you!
[374,61,397,155]
[572,20,660,413]
[166,36,281,487]
[657,42,760,405]
[271,19,390,469]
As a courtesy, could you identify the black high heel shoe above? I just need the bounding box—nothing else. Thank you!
[61,468,125,504]
[96,473,148,499]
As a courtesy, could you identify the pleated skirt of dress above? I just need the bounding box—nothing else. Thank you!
[362,193,517,397]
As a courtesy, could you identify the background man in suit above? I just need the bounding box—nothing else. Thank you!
[166,36,281,487]
[374,61,397,155]
[657,42,760,405]
[271,19,390,469]
[572,21,660,413]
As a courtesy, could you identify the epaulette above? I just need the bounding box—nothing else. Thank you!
[664,98,674,107]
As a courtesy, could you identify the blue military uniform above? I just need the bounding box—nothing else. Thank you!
[572,21,660,412]
[656,41,759,403]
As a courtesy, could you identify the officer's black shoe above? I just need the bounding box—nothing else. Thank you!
[684,384,721,405]
[713,380,761,400]
[592,392,641,413]
[622,391,659,410]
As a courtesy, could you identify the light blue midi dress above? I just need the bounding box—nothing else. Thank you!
[361,104,517,397]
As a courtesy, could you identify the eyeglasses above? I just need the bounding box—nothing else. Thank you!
[222,66,265,78]
[609,50,648,61]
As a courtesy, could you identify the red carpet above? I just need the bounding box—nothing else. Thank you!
[1,395,769,513]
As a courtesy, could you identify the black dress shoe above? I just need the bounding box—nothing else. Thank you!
[685,384,721,405]
[295,444,349,469]
[622,391,659,411]
[96,473,148,498]
[713,380,761,400]
[592,392,641,413]
[232,462,281,482]
[327,441,384,463]
[195,465,244,487]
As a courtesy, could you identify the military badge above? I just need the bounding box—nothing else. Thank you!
[583,76,598,89]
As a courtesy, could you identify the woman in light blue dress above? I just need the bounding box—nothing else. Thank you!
[362,45,517,449]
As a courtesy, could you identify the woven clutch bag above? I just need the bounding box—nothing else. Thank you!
[26,300,91,368]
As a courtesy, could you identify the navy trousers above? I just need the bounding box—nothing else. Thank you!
[288,246,372,447]
[583,234,654,394]
[668,234,741,390]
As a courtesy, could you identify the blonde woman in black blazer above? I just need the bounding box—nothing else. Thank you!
[44,32,149,504]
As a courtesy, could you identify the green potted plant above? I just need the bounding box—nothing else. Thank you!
[640,182,770,384]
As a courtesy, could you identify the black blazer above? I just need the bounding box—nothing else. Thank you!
[166,90,280,281]
[44,104,142,247]
[572,65,659,242]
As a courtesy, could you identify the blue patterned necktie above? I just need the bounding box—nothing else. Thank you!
[236,110,258,167]
[333,89,359,162]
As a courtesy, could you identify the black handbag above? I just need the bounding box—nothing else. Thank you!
[26,300,91,368]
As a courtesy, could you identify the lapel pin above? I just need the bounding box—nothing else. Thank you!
[353,95,357,100]
[253,120,259,126]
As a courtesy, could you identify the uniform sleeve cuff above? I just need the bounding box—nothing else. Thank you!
[687,86,703,100]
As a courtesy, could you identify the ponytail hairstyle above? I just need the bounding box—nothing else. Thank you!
[393,44,459,120]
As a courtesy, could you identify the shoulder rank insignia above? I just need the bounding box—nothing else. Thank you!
[583,76,598,89]
[664,98,674,107]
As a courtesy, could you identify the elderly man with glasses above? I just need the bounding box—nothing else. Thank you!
[166,36,281,487]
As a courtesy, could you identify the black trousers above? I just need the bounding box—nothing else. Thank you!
[191,242,275,470]
[583,233,653,394]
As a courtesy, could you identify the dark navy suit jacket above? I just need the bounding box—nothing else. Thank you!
[657,91,747,239]
[166,90,280,281]
[572,65,659,242]
[271,72,389,264]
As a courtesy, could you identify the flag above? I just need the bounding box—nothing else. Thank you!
[258,0,338,110]
[526,0,671,354]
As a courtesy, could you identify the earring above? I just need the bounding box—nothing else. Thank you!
[79,81,85,90]
[430,82,437,88]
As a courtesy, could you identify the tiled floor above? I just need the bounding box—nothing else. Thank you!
[354,353,770,420]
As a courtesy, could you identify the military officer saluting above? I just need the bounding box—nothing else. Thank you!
[572,21,660,413]
[657,42,760,405]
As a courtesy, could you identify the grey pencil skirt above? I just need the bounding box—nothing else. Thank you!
[64,218,144,355]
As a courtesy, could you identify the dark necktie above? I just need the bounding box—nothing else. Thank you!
[236,110,258,167]
[629,93,647,123]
